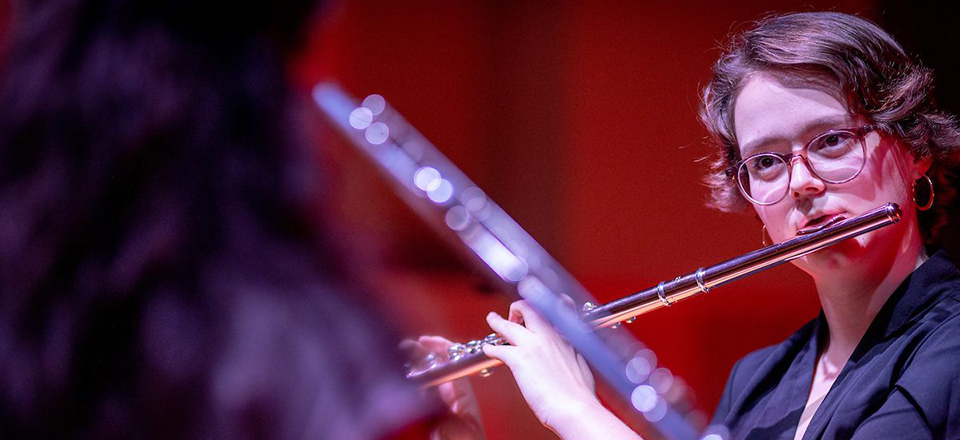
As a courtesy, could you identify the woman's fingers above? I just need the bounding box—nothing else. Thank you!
[417,336,486,440]
[482,303,600,432]
[400,338,442,376]
[507,300,553,334]
[481,341,517,364]
[418,335,455,361]
[486,311,532,346]
[402,335,466,377]
[399,339,433,363]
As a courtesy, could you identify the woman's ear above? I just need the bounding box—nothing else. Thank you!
[914,154,934,179]
[892,134,933,179]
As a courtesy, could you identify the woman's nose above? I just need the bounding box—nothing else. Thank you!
[789,156,826,200]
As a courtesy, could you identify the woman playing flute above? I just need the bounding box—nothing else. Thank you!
[421,11,960,440]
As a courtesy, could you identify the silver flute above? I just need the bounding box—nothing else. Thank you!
[409,203,901,387]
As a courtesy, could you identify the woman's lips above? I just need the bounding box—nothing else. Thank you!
[796,214,847,236]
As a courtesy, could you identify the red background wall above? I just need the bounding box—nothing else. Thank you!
[295,1,878,438]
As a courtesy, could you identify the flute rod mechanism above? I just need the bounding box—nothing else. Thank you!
[410,203,901,387]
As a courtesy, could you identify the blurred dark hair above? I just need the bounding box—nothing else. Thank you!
[700,11,960,242]
[0,0,423,438]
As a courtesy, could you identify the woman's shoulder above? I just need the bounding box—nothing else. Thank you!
[721,316,819,400]
[710,316,819,427]
[888,248,960,351]
[891,290,960,437]
[903,293,960,364]
[903,249,960,338]
[735,316,819,372]
[919,248,960,301]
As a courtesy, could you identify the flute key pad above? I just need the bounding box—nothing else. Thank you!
[447,333,506,361]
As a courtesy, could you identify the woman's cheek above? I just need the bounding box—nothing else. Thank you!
[757,207,792,243]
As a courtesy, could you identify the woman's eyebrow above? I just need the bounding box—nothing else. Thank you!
[801,115,856,137]
[739,115,855,157]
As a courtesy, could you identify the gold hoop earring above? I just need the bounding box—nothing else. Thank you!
[761,225,771,247]
[912,174,935,211]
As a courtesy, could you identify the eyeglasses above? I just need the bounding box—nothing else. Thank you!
[734,125,876,205]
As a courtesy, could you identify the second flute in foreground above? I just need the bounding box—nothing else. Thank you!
[409,203,902,388]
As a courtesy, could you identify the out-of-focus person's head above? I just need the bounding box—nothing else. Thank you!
[700,12,960,243]
[0,0,427,438]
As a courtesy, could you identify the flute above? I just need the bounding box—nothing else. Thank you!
[408,203,901,387]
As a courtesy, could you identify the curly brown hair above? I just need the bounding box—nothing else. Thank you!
[700,11,960,242]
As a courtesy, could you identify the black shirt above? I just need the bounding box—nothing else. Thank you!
[710,249,960,439]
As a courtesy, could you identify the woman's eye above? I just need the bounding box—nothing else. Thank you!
[812,133,855,156]
[747,155,784,180]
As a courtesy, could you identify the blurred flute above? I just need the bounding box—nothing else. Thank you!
[409,203,901,387]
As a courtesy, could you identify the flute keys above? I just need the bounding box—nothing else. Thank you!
[610,316,637,328]
[466,340,482,354]
[484,333,505,345]
[404,352,440,377]
[445,334,506,365]
[448,343,467,361]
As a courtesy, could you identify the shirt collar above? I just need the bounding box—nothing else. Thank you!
[851,248,960,360]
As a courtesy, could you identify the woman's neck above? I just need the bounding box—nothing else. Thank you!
[811,232,928,358]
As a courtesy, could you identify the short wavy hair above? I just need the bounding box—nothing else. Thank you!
[700,12,960,242]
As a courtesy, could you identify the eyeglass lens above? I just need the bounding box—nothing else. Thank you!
[737,131,865,204]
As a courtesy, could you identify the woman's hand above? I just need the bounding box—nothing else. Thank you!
[482,300,642,440]
[481,300,599,431]
[402,336,486,440]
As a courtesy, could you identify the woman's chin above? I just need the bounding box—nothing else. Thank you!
[792,238,869,276]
